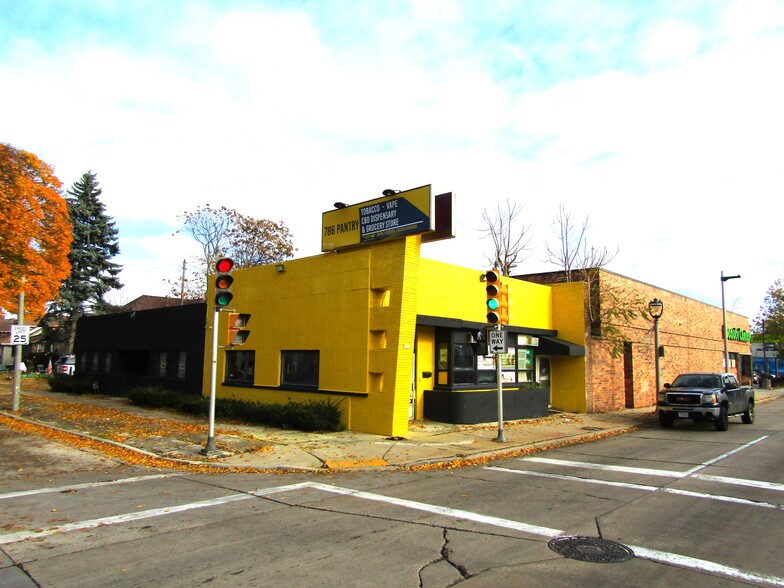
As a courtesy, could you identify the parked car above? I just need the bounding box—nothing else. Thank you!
[657,372,754,431]
[54,355,76,376]
[753,370,774,385]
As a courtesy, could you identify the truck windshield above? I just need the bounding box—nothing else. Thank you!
[672,375,721,388]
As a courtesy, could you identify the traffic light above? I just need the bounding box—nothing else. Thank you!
[227,313,251,346]
[485,270,509,325]
[214,257,235,308]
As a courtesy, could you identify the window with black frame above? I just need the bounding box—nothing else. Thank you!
[281,350,319,389]
[435,328,537,388]
[225,350,255,384]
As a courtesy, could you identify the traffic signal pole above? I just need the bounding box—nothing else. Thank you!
[202,257,236,456]
[493,324,506,443]
[201,305,220,455]
[484,270,508,443]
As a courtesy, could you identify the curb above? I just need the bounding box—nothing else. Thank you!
[1,410,646,474]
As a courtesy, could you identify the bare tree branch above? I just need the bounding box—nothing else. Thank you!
[544,204,617,281]
[479,200,533,275]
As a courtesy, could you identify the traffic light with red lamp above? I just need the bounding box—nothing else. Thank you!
[214,257,234,308]
[485,270,509,325]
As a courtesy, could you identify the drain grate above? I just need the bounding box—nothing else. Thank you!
[548,536,634,563]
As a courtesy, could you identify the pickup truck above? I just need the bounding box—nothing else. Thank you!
[657,372,754,431]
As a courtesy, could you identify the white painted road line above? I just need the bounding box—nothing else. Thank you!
[683,435,769,475]
[486,466,660,491]
[0,492,254,545]
[521,435,770,484]
[486,467,784,510]
[1,481,782,586]
[303,482,564,538]
[664,488,783,510]
[0,482,312,545]
[630,544,784,587]
[522,456,687,478]
[693,474,784,492]
[0,474,179,501]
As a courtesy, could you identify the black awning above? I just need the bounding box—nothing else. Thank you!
[538,336,585,356]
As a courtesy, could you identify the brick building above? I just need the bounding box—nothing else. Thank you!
[517,269,752,413]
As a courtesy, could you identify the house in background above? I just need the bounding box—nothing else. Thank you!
[74,299,206,395]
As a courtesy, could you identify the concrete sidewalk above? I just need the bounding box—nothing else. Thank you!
[2,384,782,472]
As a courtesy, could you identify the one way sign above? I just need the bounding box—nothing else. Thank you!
[487,329,507,355]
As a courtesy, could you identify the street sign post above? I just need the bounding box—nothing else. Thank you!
[489,325,507,443]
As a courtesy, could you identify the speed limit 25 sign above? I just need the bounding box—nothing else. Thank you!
[11,325,30,345]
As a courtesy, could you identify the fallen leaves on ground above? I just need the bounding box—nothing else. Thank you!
[0,385,289,474]
[407,426,636,471]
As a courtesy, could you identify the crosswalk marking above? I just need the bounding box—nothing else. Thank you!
[0,480,782,586]
[485,466,784,510]
[0,474,178,501]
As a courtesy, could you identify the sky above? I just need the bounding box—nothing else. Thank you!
[2,0,783,321]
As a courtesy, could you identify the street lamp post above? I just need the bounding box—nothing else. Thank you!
[649,298,664,394]
[721,271,741,371]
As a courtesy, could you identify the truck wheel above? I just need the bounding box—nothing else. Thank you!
[741,403,754,424]
[658,411,674,429]
[714,406,729,431]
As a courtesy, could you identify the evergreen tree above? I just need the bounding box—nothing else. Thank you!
[53,171,122,351]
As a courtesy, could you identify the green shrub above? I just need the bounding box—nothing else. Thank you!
[126,386,184,408]
[48,374,92,394]
[125,386,344,432]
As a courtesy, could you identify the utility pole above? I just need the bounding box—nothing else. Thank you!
[11,288,24,411]
[180,259,186,304]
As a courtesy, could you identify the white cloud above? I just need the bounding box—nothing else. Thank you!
[1,0,781,319]
[641,20,702,67]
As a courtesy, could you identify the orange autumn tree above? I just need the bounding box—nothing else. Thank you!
[0,143,72,321]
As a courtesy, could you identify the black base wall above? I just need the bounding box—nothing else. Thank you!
[423,388,550,424]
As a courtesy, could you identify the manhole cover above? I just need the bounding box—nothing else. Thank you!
[548,536,634,563]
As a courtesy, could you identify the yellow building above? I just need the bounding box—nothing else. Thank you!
[202,185,750,436]
[203,232,588,436]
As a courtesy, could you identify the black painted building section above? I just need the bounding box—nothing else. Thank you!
[74,302,206,395]
[424,387,550,424]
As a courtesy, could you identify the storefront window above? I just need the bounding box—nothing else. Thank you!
[453,343,475,384]
[226,350,255,384]
[435,328,538,388]
[177,351,187,379]
[517,348,534,382]
[281,350,319,389]
[437,342,450,385]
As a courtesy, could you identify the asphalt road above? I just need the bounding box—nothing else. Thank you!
[1,399,783,587]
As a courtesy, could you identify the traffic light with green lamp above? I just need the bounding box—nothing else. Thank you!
[226,313,251,346]
[214,257,234,308]
[485,270,509,325]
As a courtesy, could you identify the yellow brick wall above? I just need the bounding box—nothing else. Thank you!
[202,241,587,435]
[204,237,422,437]
[550,282,588,412]
[416,258,554,329]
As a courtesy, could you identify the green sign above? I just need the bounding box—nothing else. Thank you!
[726,327,751,342]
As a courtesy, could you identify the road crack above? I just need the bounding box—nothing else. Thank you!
[419,528,471,587]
